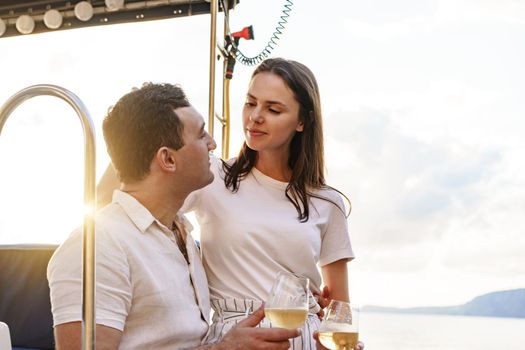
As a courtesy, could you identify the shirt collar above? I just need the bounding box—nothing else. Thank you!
[112,190,157,234]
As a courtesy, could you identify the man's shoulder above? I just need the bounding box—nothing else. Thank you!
[96,202,135,230]
[54,203,132,255]
[49,203,132,275]
[96,200,125,218]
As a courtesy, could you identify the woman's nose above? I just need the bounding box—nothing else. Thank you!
[249,108,263,123]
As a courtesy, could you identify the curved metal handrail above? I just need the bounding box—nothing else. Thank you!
[0,84,96,350]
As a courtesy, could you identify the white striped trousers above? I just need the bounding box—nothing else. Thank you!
[204,298,321,350]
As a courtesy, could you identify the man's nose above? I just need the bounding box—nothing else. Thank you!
[208,137,217,151]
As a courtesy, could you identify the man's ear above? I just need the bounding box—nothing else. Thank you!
[155,147,177,172]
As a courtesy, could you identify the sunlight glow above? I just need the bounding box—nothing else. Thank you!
[0,0,523,309]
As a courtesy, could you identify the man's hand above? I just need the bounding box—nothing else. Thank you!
[215,306,300,350]
[313,331,364,350]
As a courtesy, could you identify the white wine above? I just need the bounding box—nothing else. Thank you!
[264,308,308,329]
[318,331,359,350]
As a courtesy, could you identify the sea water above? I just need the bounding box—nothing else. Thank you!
[359,312,525,350]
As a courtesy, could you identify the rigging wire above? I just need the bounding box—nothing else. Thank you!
[221,0,293,66]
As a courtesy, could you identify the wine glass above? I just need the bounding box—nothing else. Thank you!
[264,271,309,329]
[318,300,359,350]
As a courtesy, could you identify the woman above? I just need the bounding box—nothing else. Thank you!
[182,58,354,349]
[98,58,356,349]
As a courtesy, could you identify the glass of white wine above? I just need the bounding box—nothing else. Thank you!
[318,300,359,350]
[264,271,309,329]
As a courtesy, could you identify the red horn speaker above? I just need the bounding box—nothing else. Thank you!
[232,25,254,40]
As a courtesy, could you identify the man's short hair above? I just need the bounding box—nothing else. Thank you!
[103,83,190,183]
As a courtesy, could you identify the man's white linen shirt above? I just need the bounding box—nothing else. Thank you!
[48,190,210,349]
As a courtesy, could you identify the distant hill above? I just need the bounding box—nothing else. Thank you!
[363,288,525,319]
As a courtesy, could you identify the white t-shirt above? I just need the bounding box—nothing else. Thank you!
[48,190,210,349]
[183,157,354,301]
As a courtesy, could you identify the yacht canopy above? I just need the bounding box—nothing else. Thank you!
[0,0,237,38]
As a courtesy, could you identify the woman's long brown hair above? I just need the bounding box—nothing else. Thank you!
[222,58,350,221]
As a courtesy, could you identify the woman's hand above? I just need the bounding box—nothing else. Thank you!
[314,286,332,319]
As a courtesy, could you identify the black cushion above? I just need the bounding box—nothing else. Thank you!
[0,244,57,349]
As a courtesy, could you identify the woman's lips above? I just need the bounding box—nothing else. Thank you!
[248,129,266,137]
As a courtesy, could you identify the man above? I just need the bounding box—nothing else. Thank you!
[47,83,299,349]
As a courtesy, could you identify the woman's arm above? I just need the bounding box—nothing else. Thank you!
[320,259,349,302]
[97,164,120,209]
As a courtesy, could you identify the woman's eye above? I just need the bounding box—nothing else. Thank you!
[269,109,280,114]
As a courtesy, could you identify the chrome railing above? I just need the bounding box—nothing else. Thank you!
[0,84,96,350]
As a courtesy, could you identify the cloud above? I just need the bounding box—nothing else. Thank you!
[342,17,432,42]
[325,107,507,252]
[323,103,524,306]
[435,0,525,25]
[398,191,450,219]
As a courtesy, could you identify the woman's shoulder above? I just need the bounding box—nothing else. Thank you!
[210,155,241,179]
[209,155,227,176]
[311,185,350,216]
[210,154,221,168]
[210,154,237,168]
[313,185,345,202]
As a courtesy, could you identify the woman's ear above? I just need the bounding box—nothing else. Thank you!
[296,111,312,132]
[296,120,305,132]
[156,147,177,172]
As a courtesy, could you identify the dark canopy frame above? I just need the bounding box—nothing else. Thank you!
[0,0,236,38]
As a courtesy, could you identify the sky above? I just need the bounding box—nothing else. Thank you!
[0,0,524,308]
